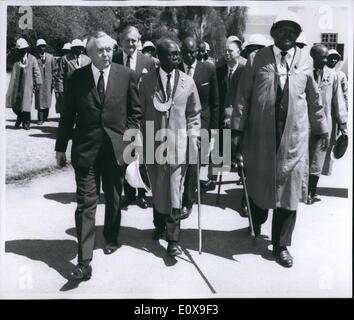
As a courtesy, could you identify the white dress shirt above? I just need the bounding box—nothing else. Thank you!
[91,63,111,91]
[123,50,137,71]
[183,59,197,78]
[273,45,295,89]
[159,67,176,100]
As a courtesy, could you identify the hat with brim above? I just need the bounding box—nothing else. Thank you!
[226,35,242,47]
[16,38,29,49]
[245,33,269,48]
[333,134,348,159]
[142,41,155,50]
[125,156,151,192]
[71,39,85,48]
[62,42,72,51]
[271,11,302,36]
[328,49,341,59]
[36,39,47,47]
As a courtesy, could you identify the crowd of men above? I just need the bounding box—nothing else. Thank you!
[6,10,348,280]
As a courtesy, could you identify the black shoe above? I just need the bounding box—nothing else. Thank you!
[201,180,216,192]
[167,242,182,256]
[152,228,165,240]
[71,264,92,280]
[14,121,21,129]
[248,224,261,236]
[37,120,43,125]
[180,206,192,220]
[103,243,119,255]
[312,194,321,202]
[273,247,293,268]
[306,194,314,205]
[23,122,30,130]
[121,196,135,208]
[136,194,149,209]
[236,178,243,185]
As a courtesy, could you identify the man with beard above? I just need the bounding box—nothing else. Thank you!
[139,38,201,256]
[231,11,328,267]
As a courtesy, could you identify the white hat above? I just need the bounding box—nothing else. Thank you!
[142,41,155,50]
[125,156,151,192]
[204,42,210,51]
[112,39,118,46]
[137,40,143,51]
[246,34,269,48]
[71,39,85,48]
[271,10,302,35]
[82,38,88,47]
[296,32,308,46]
[226,35,242,46]
[328,49,341,59]
[62,42,72,50]
[36,39,47,47]
[16,38,29,49]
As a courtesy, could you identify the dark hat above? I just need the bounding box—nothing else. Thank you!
[333,134,348,159]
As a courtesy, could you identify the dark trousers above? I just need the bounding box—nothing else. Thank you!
[74,134,125,265]
[249,198,296,247]
[38,108,49,122]
[123,181,146,199]
[16,111,31,125]
[153,208,180,242]
[182,164,198,208]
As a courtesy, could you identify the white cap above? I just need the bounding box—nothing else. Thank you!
[296,32,308,46]
[142,41,155,50]
[204,42,210,51]
[226,35,242,46]
[36,39,47,47]
[71,39,85,48]
[137,40,143,51]
[62,42,72,51]
[245,34,269,48]
[328,49,341,59]
[16,38,29,49]
[82,38,88,47]
[125,157,151,192]
[271,10,302,34]
[112,39,118,46]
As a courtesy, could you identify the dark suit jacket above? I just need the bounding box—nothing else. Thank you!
[216,56,246,126]
[55,63,142,167]
[112,50,155,78]
[179,61,219,130]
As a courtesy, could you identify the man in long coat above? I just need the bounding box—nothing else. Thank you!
[306,45,347,204]
[35,39,56,124]
[231,12,328,268]
[140,39,201,256]
[54,39,91,113]
[6,38,42,130]
[113,25,156,209]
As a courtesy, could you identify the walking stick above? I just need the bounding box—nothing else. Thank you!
[235,152,256,240]
[196,145,202,254]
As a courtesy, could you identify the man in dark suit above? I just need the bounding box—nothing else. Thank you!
[55,31,142,280]
[202,37,247,191]
[113,25,155,209]
[178,37,219,218]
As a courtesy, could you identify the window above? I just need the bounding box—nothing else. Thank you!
[321,33,338,44]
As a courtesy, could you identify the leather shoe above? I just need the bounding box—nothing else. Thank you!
[201,179,216,192]
[136,194,149,209]
[306,194,314,205]
[14,121,21,129]
[71,264,92,280]
[167,242,182,256]
[273,247,293,268]
[23,122,30,130]
[104,243,119,255]
[180,206,192,220]
[236,178,243,185]
[37,121,43,125]
[121,196,135,208]
[312,194,321,202]
[152,228,165,240]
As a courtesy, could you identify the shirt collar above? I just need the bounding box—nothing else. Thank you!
[228,59,239,73]
[123,49,137,60]
[184,59,197,70]
[91,63,111,76]
[159,67,176,79]
[273,45,295,59]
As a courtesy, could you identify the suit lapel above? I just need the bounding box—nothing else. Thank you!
[193,61,202,84]
[174,69,187,100]
[104,64,116,104]
[136,52,143,75]
[85,64,101,105]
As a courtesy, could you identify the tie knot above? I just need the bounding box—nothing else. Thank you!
[167,74,171,79]
[100,70,104,76]
[280,51,288,57]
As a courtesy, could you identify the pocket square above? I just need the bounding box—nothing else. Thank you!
[201,82,209,86]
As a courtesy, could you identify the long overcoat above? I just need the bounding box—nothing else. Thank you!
[231,46,328,211]
[139,69,201,214]
[35,53,56,110]
[6,53,42,113]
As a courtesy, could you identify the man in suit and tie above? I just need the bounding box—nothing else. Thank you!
[202,37,247,191]
[54,39,91,114]
[55,31,142,280]
[113,25,155,209]
[178,37,219,218]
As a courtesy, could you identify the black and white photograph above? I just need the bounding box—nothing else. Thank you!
[0,0,352,302]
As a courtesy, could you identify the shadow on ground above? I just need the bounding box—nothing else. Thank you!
[5,224,272,293]
[317,187,348,198]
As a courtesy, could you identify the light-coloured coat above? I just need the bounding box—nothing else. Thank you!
[309,65,347,176]
[35,53,56,110]
[231,46,328,211]
[140,69,201,214]
[6,53,42,113]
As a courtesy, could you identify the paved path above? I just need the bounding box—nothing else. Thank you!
[1,157,352,298]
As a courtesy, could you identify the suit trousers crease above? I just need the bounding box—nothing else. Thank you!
[249,198,296,247]
[74,133,124,264]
